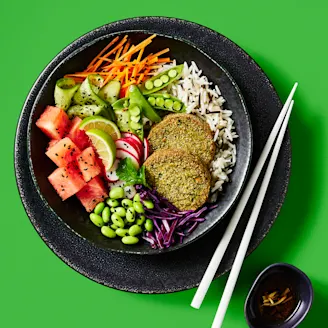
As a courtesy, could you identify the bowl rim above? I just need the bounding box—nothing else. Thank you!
[24,28,253,255]
[244,262,314,328]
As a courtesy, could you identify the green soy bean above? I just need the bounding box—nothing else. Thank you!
[122,236,139,245]
[111,206,126,217]
[106,198,119,207]
[111,213,124,228]
[116,228,129,237]
[133,201,145,214]
[101,226,116,238]
[121,199,133,208]
[126,207,136,222]
[109,187,124,199]
[133,193,141,202]
[111,224,118,230]
[94,202,105,215]
[143,200,154,209]
[136,215,146,226]
[145,219,154,232]
[102,207,111,223]
[89,213,104,227]
[129,225,143,236]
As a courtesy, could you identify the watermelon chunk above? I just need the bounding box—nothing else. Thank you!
[36,106,70,140]
[77,147,101,182]
[48,166,86,200]
[47,139,59,151]
[76,176,108,212]
[67,117,90,150]
[46,137,81,167]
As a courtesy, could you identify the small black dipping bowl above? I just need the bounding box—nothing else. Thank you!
[245,263,313,328]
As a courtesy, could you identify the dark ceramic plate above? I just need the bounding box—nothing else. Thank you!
[15,17,291,293]
[22,31,252,255]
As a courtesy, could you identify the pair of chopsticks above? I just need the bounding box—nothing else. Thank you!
[191,83,298,327]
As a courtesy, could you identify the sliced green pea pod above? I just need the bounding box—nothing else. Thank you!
[128,85,161,123]
[112,97,129,110]
[98,80,121,104]
[54,78,80,111]
[139,65,184,95]
[145,94,186,113]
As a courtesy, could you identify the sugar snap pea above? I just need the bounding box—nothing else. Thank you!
[139,65,184,95]
[145,94,185,112]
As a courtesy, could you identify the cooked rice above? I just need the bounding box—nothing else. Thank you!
[157,61,238,201]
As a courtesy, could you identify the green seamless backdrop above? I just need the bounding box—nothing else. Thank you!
[1,1,328,327]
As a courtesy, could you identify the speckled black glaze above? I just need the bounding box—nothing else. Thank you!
[15,17,291,293]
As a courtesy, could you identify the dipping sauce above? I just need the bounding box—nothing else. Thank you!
[252,272,300,325]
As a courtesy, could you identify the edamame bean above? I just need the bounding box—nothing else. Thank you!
[133,194,141,202]
[126,207,136,222]
[122,236,139,245]
[109,187,124,199]
[101,226,116,238]
[102,206,111,223]
[121,199,133,209]
[160,75,169,83]
[143,200,154,209]
[145,219,154,232]
[153,79,163,88]
[168,69,177,78]
[136,215,146,226]
[111,206,126,217]
[116,228,129,237]
[111,213,124,228]
[147,97,156,106]
[145,80,153,90]
[89,213,104,227]
[106,198,119,207]
[94,202,105,215]
[129,225,143,236]
[133,201,145,214]
[111,224,118,230]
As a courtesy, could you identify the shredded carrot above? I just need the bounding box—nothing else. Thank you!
[149,48,170,59]
[87,36,119,69]
[73,34,171,87]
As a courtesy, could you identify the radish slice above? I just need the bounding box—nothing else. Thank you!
[124,137,143,159]
[115,139,140,160]
[144,138,150,161]
[106,159,119,182]
[116,149,140,169]
[121,132,143,148]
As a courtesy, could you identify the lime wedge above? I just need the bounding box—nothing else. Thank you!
[80,116,121,141]
[86,129,116,170]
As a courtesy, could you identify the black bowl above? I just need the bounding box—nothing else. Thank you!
[25,31,252,254]
[245,263,313,328]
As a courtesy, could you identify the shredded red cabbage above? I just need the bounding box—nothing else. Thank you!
[137,185,218,249]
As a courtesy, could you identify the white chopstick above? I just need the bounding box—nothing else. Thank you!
[191,82,298,310]
[211,99,294,328]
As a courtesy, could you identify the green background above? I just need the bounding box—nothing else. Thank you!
[2,1,327,327]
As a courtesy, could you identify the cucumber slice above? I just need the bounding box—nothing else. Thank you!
[67,104,110,120]
[73,74,107,107]
[114,108,131,133]
[98,80,121,104]
[54,78,79,111]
